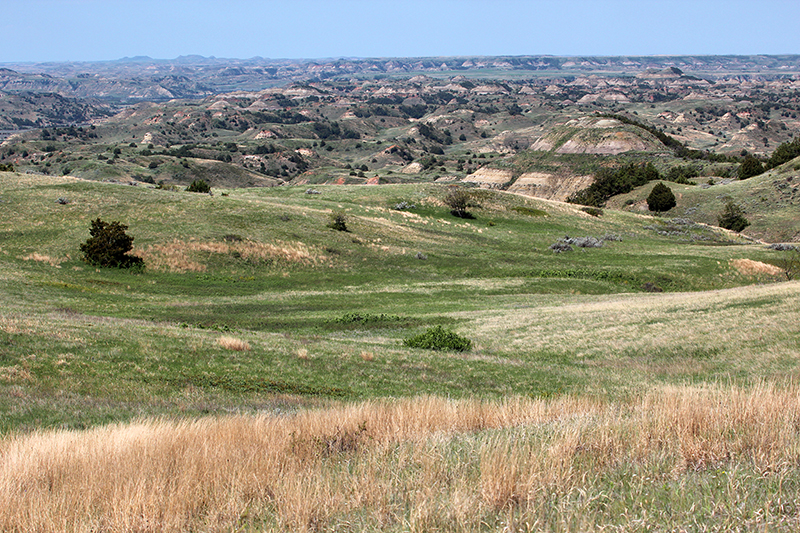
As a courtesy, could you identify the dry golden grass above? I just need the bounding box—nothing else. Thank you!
[1,385,799,531]
[216,336,250,352]
[21,252,66,267]
[731,258,784,276]
[134,239,325,273]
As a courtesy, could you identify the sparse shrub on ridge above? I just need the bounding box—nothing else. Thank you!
[581,207,603,217]
[403,325,472,352]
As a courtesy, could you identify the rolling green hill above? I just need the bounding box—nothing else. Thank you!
[607,156,800,242]
[0,172,795,433]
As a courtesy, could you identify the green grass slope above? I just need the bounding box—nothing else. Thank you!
[608,157,800,242]
[0,173,797,433]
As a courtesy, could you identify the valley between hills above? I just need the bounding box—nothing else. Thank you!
[1,55,799,531]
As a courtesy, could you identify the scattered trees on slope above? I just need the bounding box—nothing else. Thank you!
[569,162,660,207]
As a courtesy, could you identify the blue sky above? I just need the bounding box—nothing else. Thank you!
[2,0,798,63]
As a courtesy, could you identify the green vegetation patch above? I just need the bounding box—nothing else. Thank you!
[403,325,473,352]
[511,206,549,217]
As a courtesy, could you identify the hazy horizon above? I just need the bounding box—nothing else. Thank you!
[2,0,798,64]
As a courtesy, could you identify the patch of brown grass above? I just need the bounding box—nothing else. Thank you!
[1,385,798,531]
[134,239,325,273]
[0,365,34,383]
[216,335,250,352]
[731,258,784,276]
[20,253,66,267]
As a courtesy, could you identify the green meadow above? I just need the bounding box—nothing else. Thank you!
[0,173,795,434]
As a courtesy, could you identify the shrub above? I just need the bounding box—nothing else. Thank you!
[329,211,348,232]
[717,201,750,232]
[641,282,663,292]
[738,155,764,179]
[403,325,472,352]
[186,179,211,193]
[444,188,472,218]
[80,218,143,269]
[646,182,677,212]
[580,207,603,217]
[778,248,800,281]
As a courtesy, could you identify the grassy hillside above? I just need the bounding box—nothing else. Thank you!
[607,157,800,242]
[0,172,795,430]
[1,172,799,530]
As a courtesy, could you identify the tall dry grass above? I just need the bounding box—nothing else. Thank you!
[1,385,799,531]
[134,239,324,273]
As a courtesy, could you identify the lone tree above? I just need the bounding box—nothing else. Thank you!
[646,182,677,212]
[80,218,143,268]
[444,187,473,218]
[717,201,750,233]
[328,211,348,232]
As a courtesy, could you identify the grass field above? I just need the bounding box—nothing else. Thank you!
[1,172,798,530]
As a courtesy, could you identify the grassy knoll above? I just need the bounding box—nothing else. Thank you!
[1,173,798,530]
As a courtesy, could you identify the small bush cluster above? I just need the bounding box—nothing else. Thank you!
[332,313,403,325]
[641,282,664,293]
[581,207,603,217]
[328,211,348,232]
[767,243,797,251]
[717,201,750,232]
[186,179,211,193]
[403,325,472,352]
[444,188,473,218]
[569,162,660,207]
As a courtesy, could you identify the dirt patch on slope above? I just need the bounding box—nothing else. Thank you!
[508,172,594,202]
[462,168,513,188]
